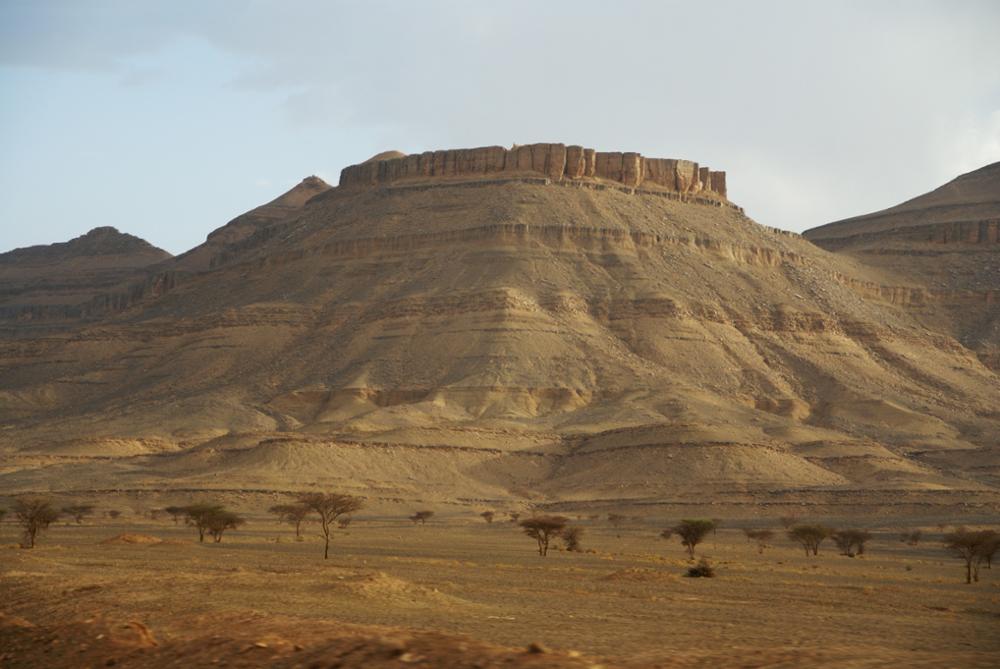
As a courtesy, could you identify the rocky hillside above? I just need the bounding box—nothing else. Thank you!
[0,227,170,330]
[804,162,1000,369]
[0,177,333,334]
[1,145,998,511]
[171,175,332,273]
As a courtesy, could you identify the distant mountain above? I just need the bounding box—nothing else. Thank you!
[1,226,168,263]
[806,162,1000,243]
[171,175,332,272]
[0,177,333,331]
[0,226,171,329]
[1,145,998,513]
[804,161,1000,369]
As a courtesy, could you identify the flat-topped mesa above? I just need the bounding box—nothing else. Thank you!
[339,143,728,199]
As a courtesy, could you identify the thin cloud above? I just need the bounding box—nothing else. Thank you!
[1,1,998,254]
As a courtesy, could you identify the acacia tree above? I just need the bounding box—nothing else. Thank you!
[562,525,584,552]
[410,510,434,525]
[182,503,225,543]
[979,531,1000,570]
[164,506,186,525]
[14,498,61,548]
[788,524,834,556]
[205,510,245,543]
[745,529,774,554]
[944,528,999,583]
[62,504,95,525]
[945,529,987,584]
[298,493,364,559]
[832,529,872,557]
[270,503,310,538]
[672,519,717,559]
[520,516,568,556]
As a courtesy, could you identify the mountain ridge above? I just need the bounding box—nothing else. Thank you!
[1,147,998,513]
[0,226,170,263]
[804,160,1000,370]
[0,226,171,330]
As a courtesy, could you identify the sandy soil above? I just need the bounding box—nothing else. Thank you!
[2,514,998,667]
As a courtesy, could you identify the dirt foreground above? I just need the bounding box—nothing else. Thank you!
[2,517,999,668]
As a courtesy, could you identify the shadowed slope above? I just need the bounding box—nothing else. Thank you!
[0,227,171,330]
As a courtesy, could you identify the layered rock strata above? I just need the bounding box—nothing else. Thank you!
[339,143,728,199]
[3,152,1000,508]
[805,161,1000,370]
[0,227,171,331]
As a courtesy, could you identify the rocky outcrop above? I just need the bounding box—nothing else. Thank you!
[339,143,728,199]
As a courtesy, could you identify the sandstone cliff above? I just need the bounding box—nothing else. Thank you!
[339,143,728,199]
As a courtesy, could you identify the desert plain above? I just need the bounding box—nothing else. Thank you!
[2,498,1000,668]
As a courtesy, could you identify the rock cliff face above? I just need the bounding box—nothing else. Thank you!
[339,143,728,199]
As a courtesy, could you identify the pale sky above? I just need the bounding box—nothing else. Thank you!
[1,0,999,255]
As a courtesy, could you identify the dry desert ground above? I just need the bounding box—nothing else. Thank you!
[2,507,999,668]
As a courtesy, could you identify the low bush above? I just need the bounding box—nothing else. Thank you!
[685,558,716,578]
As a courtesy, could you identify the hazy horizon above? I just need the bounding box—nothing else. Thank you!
[2,0,999,255]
